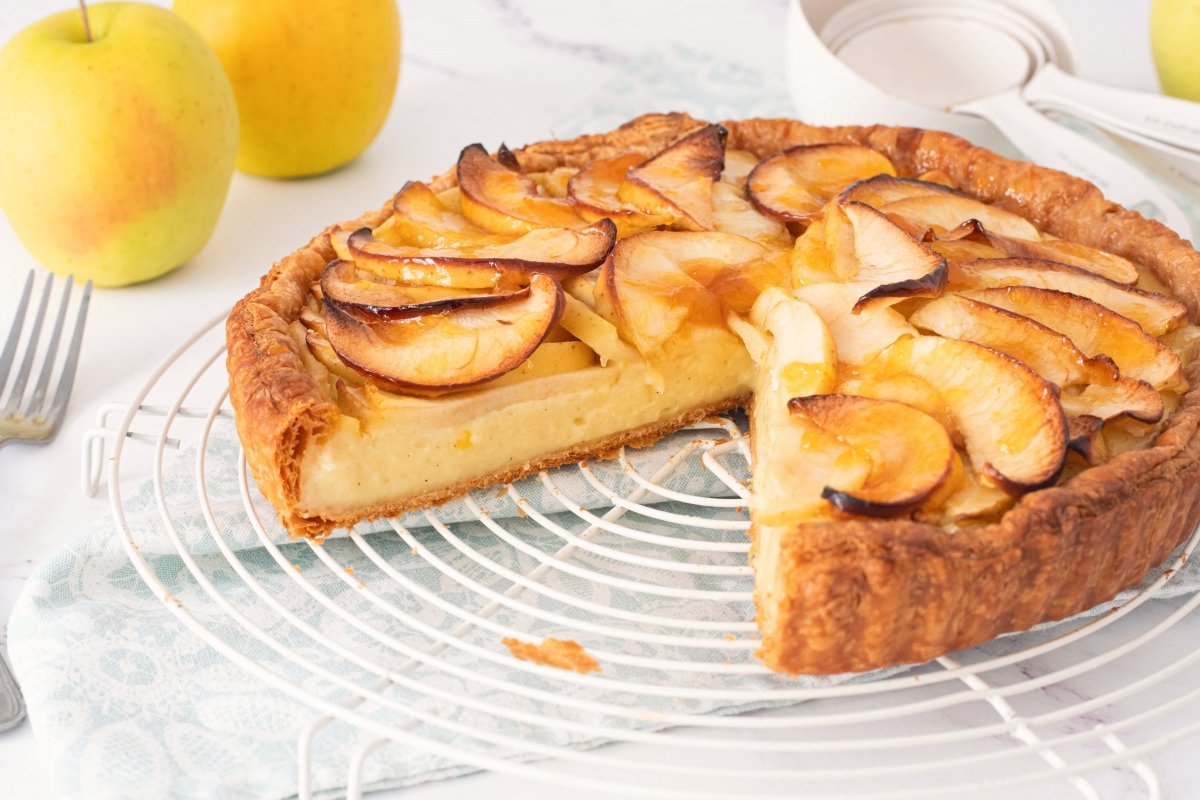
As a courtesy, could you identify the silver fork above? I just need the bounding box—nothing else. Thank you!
[0,270,92,448]
[0,269,92,732]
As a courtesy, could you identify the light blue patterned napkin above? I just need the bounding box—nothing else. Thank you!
[9,45,1200,800]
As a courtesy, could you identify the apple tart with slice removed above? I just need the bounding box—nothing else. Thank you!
[228,112,1200,675]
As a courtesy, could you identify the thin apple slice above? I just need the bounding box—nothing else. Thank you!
[980,230,1139,285]
[720,149,761,188]
[381,180,493,248]
[566,151,671,236]
[323,272,564,391]
[618,124,725,231]
[557,293,640,366]
[712,182,790,246]
[604,231,783,355]
[868,335,1067,493]
[788,394,954,517]
[746,144,896,223]
[909,293,1163,422]
[837,174,960,207]
[481,340,597,389]
[953,258,1187,335]
[839,201,947,310]
[342,219,615,288]
[1060,381,1163,424]
[962,286,1187,391]
[793,282,918,365]
[457,143,584,234]
[880,194,1041,240]
[320,259,525,319]
[750,291,839,524]
[837,371,958,438]
[927,220,1006,264]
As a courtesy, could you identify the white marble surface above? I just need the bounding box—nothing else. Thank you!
[0,0,1198,797]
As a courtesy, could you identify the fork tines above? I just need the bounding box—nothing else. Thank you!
[0,270,92,439]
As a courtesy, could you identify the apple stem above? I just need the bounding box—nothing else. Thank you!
[77,0,92,43]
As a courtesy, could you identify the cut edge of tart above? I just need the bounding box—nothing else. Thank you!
[227,112,1200,677]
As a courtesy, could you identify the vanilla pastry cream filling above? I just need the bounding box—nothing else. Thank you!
[294,326,753,518]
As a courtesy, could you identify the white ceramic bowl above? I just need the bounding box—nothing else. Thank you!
[785,0,1079,153]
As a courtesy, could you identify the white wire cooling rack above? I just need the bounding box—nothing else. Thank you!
[84,310,1200,799]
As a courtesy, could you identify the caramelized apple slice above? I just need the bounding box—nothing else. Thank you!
[323,273,564,391]
[457,143,584,234]
[746,144,896,223]
[618,124,725,231]
[603,231,783,355]
[320,260,525,320]
[909,294,1163,422]
[953,258,1186,335]
[381,181,493,248]
[840,202,947,310]
[566,151,671,236]
[837,174,960,207]
[978,231,1141,285]
[962,286,1186,391]
[928,220,1006,264]
[880,195,1041,240]
[343,219,615,288]
[1065,415,1109,465]
[869,335,1067,493]
[788,394,954,517]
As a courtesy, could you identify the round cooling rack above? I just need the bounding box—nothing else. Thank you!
[93,312,1200,799]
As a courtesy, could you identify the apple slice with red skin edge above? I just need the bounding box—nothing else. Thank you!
[457,143,584,234]
[605,231,779,355]
[323,272,564,392]
[980,230,1140,285]
[788,394,954,518]
[618,124,726,231]
[961,286,1187,391]
[344,219,615,287]
[879,194,1041,240]
[837,174,962,207]
[384,181,493,248]
[909,293,1163,423]
[1065,415,1109,465]
[746,143,896,223]
[320,259,528,321]
[841,201,947,311]
[953,257,1187,336]
[567,151,671,236]
[869,335,1068,494]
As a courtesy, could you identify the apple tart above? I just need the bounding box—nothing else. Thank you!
[227,112,1200,675]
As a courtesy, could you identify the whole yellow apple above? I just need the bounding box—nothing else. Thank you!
[173,0,401,178]
[0,3,238,287]
[1151,0,1200,102]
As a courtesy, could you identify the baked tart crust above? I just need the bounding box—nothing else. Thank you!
[227,112,1200,674]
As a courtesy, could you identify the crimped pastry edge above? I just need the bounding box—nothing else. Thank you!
[226,113,1200,674]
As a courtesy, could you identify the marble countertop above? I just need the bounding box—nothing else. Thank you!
[1,0,1198,797]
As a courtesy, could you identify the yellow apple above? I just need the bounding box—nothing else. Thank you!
[0,3,238,287]
[1151,0,1200,102]
[173,0,402,178]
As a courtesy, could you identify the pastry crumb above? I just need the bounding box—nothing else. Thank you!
[344,566,355,576]
[502,636,600,674]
